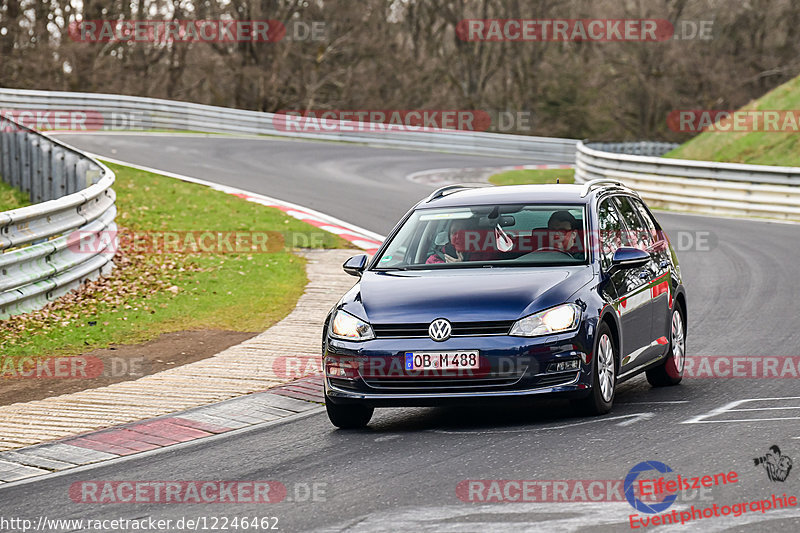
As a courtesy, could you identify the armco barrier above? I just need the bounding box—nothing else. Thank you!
[575,141,800,222]
[0,114,116,319]
[0,89,578,163]
[3,91,799,319]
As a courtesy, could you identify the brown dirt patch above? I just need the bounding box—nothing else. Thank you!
[0,330,256,407]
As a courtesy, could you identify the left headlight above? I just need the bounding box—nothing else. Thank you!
[330,309,375,341]
[509,303,581,337]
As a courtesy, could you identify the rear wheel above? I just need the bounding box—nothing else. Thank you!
[646,306,686,387]
[574,322,616,416]
[325,397,373,429]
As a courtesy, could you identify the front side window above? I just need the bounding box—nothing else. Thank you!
[597,198,633,270]
[373,204,587,269]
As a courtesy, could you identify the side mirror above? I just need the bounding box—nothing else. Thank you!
[343,254,368,277]
[610,247,650,272]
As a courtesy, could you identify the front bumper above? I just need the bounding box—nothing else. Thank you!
[324,329,594,407]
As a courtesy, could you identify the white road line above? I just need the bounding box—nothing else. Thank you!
[619,401,690,405]
[729,396,800,401]
[685,417,800,423]
[728,406,800,412]
[616,413,656,426]
[432,412,654,435]
[682,396,800,424]
[682,399,748,424]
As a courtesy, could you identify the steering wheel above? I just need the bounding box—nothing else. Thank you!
[535,247,575,257]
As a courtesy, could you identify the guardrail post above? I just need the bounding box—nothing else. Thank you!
[51,146,66,199]
[64,151,79,195]
[20,131,32,199]
[31,136,43,203]
[75,159,90,192]
[0,130,8,185]
[9,131,23,190]
[38,139,53,202]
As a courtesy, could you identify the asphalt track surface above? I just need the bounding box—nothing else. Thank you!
[2,134,799,532]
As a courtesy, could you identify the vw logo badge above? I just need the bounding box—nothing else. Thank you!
[429,318,452,342]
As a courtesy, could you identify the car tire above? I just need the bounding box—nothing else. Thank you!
[646,305,686,387]
[325,397,373,429]
[573,322,616,416]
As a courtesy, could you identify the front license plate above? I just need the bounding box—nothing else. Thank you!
[405,351,480,371]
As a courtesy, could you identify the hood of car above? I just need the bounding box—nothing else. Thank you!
[345,266,594,324]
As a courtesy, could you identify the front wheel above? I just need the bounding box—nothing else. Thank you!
[573,322,616,416]
[325,397,373,429]
[646,306,686,387]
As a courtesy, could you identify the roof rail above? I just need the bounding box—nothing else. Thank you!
[580,178,627,197]
[425,183,490,203]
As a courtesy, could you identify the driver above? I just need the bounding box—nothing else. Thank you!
[547,210,581,253]
[426,218,472,264]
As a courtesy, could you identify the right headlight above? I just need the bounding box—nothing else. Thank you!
[509,303,581,337]
[329,309,375,341]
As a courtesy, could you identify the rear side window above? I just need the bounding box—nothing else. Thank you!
[612,196,654,250]
[629,197,661,245]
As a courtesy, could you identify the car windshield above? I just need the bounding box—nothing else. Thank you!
[374,204,588,269]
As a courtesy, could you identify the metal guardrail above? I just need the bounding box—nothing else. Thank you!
[0,115,116,319]
[575,141,800,222]
[3,89,799,320]
[0,89,579,319]
[0,89,579,163]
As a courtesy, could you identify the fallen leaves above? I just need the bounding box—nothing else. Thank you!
[0,226,209,353]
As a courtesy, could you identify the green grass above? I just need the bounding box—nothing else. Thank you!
[667,75,800,165]
[0,162,350,358]
[0,179,30,211]
[489,168,575,186]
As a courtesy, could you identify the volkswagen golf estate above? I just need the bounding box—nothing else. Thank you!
[323,179,687,428]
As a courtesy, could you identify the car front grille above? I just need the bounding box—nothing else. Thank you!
[362,372,524,391]
[372,320,514,338]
